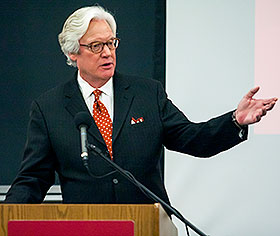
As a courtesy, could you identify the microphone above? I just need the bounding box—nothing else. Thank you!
[74,112,92,167]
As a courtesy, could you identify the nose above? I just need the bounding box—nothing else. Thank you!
[101,44,112,57]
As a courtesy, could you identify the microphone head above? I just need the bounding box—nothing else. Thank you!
[74,112,92,129]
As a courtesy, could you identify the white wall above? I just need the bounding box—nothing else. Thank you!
[166,1,280,235]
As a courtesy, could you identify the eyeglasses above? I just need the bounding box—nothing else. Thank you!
[80,37,120,54]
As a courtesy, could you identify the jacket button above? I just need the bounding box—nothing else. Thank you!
[113,178,119,184]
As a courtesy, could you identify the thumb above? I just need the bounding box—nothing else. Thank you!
[245,86,260,99]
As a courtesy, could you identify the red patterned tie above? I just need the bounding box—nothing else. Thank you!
[92,89,113,159]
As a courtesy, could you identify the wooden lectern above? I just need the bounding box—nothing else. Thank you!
[0,204,178,236]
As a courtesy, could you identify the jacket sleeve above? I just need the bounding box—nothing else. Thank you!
[4,100,56,203]
[157,82,248,157]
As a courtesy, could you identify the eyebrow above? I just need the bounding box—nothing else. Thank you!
[87,36,115,44]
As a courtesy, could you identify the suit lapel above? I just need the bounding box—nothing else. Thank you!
[63,73,105,146]
[63,72,134,147]
[112,72,134,144]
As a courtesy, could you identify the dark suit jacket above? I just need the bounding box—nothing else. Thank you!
[5,72,247,208]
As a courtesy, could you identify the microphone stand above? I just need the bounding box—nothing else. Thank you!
[87,143,209,236]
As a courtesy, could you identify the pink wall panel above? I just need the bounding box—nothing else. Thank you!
[255,0,280,134]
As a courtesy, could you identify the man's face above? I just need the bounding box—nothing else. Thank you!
[70,19,116,87]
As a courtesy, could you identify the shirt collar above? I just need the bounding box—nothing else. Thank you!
[77,71,113,99]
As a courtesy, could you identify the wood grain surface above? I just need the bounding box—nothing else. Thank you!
[0,204,177,236]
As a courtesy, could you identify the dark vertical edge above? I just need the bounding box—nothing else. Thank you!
[153,0,166,179]
[153,0,166,89]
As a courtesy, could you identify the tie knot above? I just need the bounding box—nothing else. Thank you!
[93,89,102,101]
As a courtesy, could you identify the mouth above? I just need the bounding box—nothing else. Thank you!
[100,62,114,69]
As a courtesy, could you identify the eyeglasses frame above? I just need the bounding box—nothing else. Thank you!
[80,37,120,54]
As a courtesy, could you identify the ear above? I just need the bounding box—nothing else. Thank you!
[69,53,77,62]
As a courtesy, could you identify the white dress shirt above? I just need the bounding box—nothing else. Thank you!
[77,72,114,121]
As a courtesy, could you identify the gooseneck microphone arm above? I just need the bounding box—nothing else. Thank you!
[74,111,209,236]
[87,143,209,236]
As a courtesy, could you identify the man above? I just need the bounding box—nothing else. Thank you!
[5,6,277,209]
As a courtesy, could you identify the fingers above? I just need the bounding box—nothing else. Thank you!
[255,110,262,122]
[264,99,277,111]
[255,114,261,122]
[245,86,260,99]
[259,107,267,118]
[254,99,277,123]
[256,104,273,121]
[263,97,278,105]
[265,102,276,111]
[254,108,266,123]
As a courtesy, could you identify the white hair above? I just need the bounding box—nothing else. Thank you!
[58,5,117,67]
